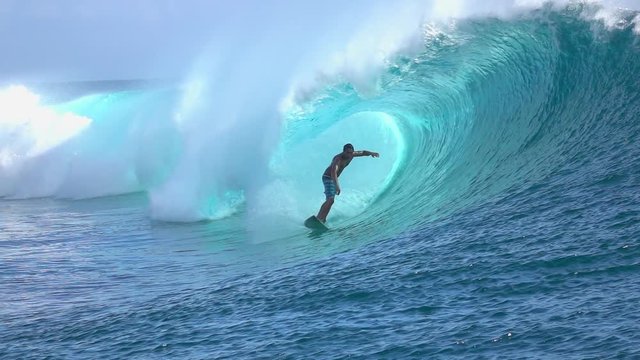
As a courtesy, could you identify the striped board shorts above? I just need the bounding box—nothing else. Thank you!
[322,176,336,199]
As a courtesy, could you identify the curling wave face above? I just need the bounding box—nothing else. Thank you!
[278,4,640,236]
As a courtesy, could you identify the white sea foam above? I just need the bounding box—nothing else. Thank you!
[0,85,92,198]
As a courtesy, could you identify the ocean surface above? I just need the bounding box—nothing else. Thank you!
[2,3,640,359]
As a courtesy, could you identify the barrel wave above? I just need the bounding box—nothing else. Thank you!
[2,5,640,233]
[278,6,640,239]
[1,5,639,232]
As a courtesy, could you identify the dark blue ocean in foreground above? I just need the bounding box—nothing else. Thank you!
[2,4,640,359]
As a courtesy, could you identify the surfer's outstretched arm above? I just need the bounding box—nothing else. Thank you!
[354,150,379,158]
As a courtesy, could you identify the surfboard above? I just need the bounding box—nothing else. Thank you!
[304,215,329,231]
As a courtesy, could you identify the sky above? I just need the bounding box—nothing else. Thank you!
[0,0,379,83]
[0,0,210,81]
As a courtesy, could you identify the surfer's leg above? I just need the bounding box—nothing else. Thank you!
[318,177,337,222]
[317,197,334,222]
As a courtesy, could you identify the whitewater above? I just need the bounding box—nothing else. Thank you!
[2,1,640,358]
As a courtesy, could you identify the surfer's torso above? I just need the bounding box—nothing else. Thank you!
[322,154,352,178]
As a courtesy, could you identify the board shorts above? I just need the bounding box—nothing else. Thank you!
[322,176,336,199]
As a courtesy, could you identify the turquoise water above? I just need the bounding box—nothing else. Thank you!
[2,5,640,359]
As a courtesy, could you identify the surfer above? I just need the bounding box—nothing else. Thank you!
[316,143,379,223]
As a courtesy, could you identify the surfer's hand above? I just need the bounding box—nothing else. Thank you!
[336,186,341,195]
[371,152,380,158]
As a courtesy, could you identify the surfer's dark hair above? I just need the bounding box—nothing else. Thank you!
[343,143,354,151]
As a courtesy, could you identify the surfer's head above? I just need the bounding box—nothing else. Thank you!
[342,143,354,159]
